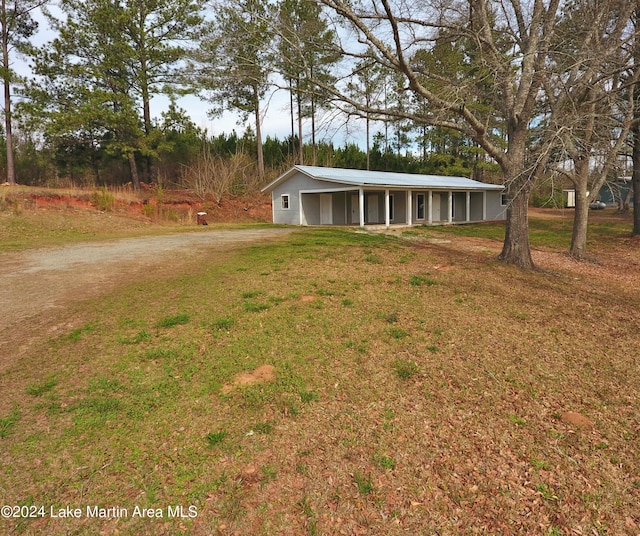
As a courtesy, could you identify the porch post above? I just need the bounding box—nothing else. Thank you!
[344,191,348,223]
[384,189,390,229]
[299,192,304,225]
[482,191,487,221]
[448,191,453,223]
[466,191,471,222]
[407,190,412,226]
[359,187,365,227]
[428,191,433,225]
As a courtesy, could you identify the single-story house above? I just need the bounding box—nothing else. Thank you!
[262,165,506,227]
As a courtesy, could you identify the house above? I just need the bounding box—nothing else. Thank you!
[262,165,506,227]
[563,177,634,209]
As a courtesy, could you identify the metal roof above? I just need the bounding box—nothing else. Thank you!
[262,165,504,192]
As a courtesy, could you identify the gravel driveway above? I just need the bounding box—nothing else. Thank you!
[0,227,293,372]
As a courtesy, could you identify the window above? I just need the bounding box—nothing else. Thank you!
[500,193,508,206]
[416,193,425,220]
[281,194,290,209]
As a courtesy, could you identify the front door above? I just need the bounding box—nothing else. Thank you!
[367,194,379,223]
[320,194,333,224]
[432,193,441,221]
[351,194,360,223]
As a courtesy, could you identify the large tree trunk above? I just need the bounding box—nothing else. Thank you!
[497,125,535,270]
[289,79,295,162]
[254,87,265,179]
[569,156,592,258]
[296,78,304,165]
[634,7,640,236]
[141,72,157,184]
[570,182,590,258]
[128,152,141,191]
[633,123,640,235]
[499,180,534,270]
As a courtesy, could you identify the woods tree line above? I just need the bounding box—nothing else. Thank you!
[2,0,640,267]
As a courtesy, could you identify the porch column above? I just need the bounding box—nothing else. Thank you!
[428,191,433,225]
[482,191,487,221]
[299,192,303,225]
[359,187,365,227]
[466,191,471,222]
[407,190,412,226]
[447,191,453,223]
[384,189,390,229]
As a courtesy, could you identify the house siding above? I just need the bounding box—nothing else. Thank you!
[271,172,335,225]
[486,191,506,221]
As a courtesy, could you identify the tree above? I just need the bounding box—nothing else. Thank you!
[197,0,273,179]
[544,0,639,258]
[30,0,144,187]
[276,0,338,166]
[345,58,387,170]
[28,0,201,188]
[118,0,203,181]
[1,0,46,184]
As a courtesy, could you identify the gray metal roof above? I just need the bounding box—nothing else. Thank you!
[263,165,504,191]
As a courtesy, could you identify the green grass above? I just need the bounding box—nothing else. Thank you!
[210,317,234,331]
[155,313,190,328]
[0,406,20,439]
[206,430,228,448]
[388,326,409,340]
[26,376,58,397]
[409,274,437,286]
[425,210,633,251]
[377,455,397,470]
[393,359,418,379]
[1,217,638,535]
[353,471,374,495]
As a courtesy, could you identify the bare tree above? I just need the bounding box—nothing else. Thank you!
[181,149,254,203]
[543,0,640,258]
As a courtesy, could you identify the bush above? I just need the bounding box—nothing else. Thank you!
[92,187,115,211]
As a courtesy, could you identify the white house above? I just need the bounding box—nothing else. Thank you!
[262,165,506,227]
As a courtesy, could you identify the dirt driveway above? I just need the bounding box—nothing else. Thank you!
[0,227,293,373]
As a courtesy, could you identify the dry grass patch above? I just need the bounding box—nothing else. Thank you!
[221,364,276,394]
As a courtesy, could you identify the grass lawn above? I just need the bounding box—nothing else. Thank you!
[1,210,639,535]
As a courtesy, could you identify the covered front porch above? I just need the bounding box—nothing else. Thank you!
[300,187,488,227]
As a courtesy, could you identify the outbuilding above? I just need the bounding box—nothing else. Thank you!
[262,165,506,227]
